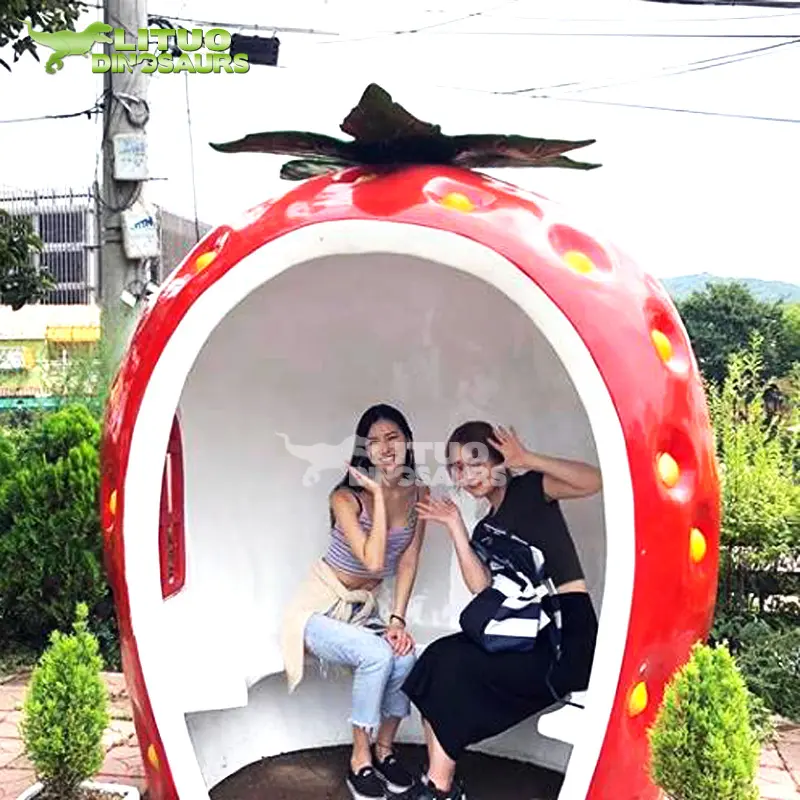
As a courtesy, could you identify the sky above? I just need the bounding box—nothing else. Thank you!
[1,0,800,282]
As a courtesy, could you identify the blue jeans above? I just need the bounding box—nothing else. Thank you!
[304,612,416,732]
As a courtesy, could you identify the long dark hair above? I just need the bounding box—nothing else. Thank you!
[329,403,417,524]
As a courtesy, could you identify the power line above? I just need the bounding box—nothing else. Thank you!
[316,0,524,45]
[183,71,201,245]
[483,10,800,22]
[425,80,800,123]
[148,11,339,36]
[0,105,102,124]
[642,0,800,7]
[419,30,800,37]
[505,91,800,124]
[509,37,800,96]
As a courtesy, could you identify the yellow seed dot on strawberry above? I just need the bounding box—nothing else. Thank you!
[628,681,648,717]
[195,251,217,272]
[657,452,680,488]
[651,330,673,363]
[439,192,475,212]
[562,250,595,274]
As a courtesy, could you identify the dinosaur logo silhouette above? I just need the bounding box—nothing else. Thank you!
[25,19,113,74]
[275,432,356,487]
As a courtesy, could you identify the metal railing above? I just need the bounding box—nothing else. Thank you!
[0,186,98,305]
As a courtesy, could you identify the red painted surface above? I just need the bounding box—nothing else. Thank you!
[100,165,720,799]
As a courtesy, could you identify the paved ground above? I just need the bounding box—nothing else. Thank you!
[0,672,146,799]
[209,744,564,800]
[0,672,798,799]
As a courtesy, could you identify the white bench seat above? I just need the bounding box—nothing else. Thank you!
[243,623,450,690]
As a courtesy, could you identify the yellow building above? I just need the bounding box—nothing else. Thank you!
[0,305,100,409]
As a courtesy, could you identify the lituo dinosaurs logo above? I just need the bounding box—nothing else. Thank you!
[24,19,113,74]
[25,20,249,74]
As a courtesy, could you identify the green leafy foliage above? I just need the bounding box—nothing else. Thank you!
[0,406,108,652]
[677,282,798,386]
[20,603,109,799]
[649,642,760,800]
[0,0,86,72]
[42,334,117,421]
[706,337,800,560]
[706,336,800,721]
[0,209,53,310]
[726,619,800,723]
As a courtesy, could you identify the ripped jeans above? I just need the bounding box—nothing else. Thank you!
[304,612,416,732]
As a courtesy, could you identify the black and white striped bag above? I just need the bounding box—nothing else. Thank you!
[459,523,563,656]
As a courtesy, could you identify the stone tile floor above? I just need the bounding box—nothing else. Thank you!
[0,672,797,799]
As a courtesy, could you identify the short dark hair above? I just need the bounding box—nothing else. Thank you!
[446,420,503,471]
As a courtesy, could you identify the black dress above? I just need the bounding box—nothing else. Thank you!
[402,470,598,760]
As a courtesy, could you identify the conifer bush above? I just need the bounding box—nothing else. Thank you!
[20,603,110,799]
[649,642,760,800]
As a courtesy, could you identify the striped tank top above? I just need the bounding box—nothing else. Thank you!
[324,487,420,580]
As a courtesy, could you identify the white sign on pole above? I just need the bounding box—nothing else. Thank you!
[113,133,149,181]
[121,200,160,260]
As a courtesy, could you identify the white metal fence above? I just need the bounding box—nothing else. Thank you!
[0,186,98,305]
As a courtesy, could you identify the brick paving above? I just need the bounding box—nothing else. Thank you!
[0,671,797,799]
[0,672,146,799]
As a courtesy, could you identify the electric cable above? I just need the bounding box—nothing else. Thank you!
[507,36,800,96]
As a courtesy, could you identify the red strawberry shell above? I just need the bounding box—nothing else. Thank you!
[101,165,720,800]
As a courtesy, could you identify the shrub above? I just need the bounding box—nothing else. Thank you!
[20,602,110,799]
[649,642,760,800]
[706,338,800,562]
[733,621,800,722]
[17,404,100,463]
[708,337,800,566]
[0,406,107,648]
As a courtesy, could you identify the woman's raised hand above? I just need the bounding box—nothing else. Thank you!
[415,496,463,529]
[487,425,530,470]
[346,463,383,494]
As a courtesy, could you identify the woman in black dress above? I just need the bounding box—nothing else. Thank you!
[402,421,601,800]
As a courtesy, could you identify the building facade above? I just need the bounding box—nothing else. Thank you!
[0,186,210,408]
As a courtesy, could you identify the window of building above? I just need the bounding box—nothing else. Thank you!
[39,250,89,305]
[38,210,86,244]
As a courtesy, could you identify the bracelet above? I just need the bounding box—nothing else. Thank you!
[389,614,406,627]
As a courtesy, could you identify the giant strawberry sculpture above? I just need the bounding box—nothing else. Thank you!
[101,84,720,800]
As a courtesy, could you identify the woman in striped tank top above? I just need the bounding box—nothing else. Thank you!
[282,404,429,800]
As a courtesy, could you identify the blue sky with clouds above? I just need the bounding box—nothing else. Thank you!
[2,0,799,281]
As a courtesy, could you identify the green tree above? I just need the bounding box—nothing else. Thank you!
[649,642,760,800]
[20,602,109,799]
[0,406,105,646]
[677,282,796,385]
[0,0,86,71]
[781,303,800,374]
[0,209,53,309]
[707,337,800,560]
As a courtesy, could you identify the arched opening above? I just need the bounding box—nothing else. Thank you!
[159,414,186,600]
[123,221,635,800]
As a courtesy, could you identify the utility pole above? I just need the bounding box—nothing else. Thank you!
[99,0,152,367]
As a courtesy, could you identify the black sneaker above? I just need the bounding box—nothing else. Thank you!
[347,765,387,800]
[371,746,416,794]
[397,775,467,800]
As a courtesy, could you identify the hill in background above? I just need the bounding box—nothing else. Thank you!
[661,273,800,303]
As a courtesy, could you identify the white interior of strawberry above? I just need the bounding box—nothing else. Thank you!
[122,222,635,800]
